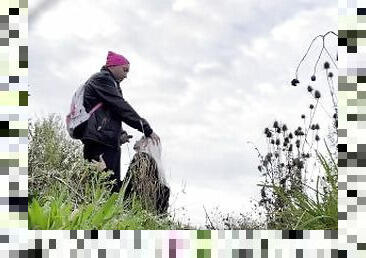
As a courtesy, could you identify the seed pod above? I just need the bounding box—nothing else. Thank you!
[258,166,262,172]
[291,78,300,86]
[289,132,293,139]
[276,127,281,133]
[314,90,321,99]
[307,85,313,92]
[289,144,293,152]
[284,137,289,143]
[311,124,316,130]
[296,139,300,148]
[324,61,330,69]
[273,121,279,128]
[271,139,275,144]
[333,113,338,119]
[275,139,280,146]
[297,126,302,131]
[311,75,316,81]
[301,114,305,119]
[266,132,272,138]
[264,127,270,135]
[328,72,333,78]
[315,124,320,130]
[315,135,320,141]
[282,124,288,131]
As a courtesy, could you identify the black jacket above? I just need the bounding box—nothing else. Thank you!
[81,66,153,149]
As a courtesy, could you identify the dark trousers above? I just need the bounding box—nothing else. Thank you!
[83,141,122,193]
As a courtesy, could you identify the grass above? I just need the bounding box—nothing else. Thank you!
[29,113,337,230]
[265,143,338,230]
[28,115,189,230]
[29,187,182,230]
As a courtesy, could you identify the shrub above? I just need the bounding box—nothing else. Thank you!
[28,115,114,205]
[28,115,187,230]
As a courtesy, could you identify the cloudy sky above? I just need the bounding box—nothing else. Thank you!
[29,0,337,227]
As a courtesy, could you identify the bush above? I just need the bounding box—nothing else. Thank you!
[261,148,337,229]
[28,115,114,204]
[28,115,187,230]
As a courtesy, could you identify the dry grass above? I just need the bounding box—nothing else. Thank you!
[123,152,170,215]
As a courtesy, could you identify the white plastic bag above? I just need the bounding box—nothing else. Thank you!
[133,136,167,186]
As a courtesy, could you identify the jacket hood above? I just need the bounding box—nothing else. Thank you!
[101,65,119,84]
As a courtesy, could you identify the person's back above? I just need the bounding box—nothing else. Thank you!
[81,51,160,193]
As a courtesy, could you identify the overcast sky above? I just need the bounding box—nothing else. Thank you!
[29,0,337,227]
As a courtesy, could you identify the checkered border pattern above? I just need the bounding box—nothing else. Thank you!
[0,0,365,257]
[0,0,29,257]
[337,0,366,257]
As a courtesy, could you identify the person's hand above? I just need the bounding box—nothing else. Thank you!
[92,154,107,170]
[120,131,133,145]
[149,132,160,145]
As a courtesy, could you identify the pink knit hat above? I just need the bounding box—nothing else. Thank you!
[106,51,129,67]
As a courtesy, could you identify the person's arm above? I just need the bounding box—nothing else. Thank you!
[90,75,153,137]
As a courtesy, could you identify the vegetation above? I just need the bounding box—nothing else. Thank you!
[29,31,338,230]
[28,116,189,230]
[253,31,338,229]
[203,207,265,230]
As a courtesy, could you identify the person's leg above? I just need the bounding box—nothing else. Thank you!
[83,141,103,162]
[110,148,122,193]
[83,142,122,193]
[98,147,122,194]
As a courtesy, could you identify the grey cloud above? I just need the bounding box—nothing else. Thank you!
[29,0,63,29]
[30,0,337,221]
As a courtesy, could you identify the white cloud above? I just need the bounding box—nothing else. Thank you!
[193,62,222,74]
[240,37,276,59]
[271,6,337,44]
[172,0,197,12]
[34,0,117,40]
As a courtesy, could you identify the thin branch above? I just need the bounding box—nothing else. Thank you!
[295,31,338,79]
[323,46,338,69]
[203,205,216,230]
[317,99,333,119]
[324,31,338,37]
[301,100,319,152]
[295,35,323,78]
[313,45,324,76]
[325,70,337,110]
[246,141,264,161]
